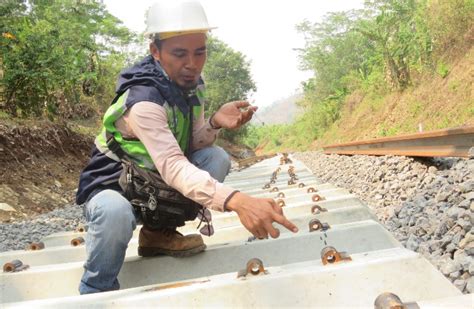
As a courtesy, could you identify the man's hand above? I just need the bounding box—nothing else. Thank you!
[226,192,298,239]
[211,101,258,130]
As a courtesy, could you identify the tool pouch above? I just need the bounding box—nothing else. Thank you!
[119,160,201,230]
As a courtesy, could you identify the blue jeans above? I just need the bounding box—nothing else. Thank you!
[79,146,231,294]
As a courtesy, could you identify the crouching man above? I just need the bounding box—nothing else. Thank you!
[75,0,297,294]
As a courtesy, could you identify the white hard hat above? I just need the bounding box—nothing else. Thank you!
[145,0,216,38]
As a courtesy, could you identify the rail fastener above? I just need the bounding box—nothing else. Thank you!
[312,194,325,202]
[311,205,328,215]
[374,292,420,309]
[237,258,266,278]
[27,242,45,251]
[320,246,352,265]
[71,237,85,247]
[309,219,330,232]
[3,260,29,273]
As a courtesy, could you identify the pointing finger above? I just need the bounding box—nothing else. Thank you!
[273,213,298,233]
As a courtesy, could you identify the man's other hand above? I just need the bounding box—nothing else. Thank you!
[211,101,258,130]
[226,192,298,239]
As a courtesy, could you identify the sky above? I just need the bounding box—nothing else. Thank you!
[103,0,363,108]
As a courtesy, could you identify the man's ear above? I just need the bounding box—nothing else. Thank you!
[150,42,161,61]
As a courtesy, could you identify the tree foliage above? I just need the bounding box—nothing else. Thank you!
[294,0,473,136]
[244,0,473,152]
[1,0,136,119]
[203,35,256,141]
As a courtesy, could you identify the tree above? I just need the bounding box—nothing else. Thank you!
[355,0,432,90]
[0,0,135,118]
[203,35,256,141]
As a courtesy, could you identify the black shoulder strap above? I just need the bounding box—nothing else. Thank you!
[184,102,193,160]
[106,131,129,161]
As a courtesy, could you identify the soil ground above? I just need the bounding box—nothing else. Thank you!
[0,120,92,222]
[0,120,253,223]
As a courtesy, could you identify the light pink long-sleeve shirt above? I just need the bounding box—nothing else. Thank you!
[115,101,236,212]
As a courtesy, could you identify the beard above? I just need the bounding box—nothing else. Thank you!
[177,79,198,91]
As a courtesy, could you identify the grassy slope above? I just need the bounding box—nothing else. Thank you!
[312,47,473,148]
[253,47,473,154]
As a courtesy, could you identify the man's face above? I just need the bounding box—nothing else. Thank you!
[151,33,207,90]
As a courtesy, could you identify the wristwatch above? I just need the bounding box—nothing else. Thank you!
[209,113,221,130]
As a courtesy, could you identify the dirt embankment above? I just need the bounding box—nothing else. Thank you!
[0,121,93,222]
[0,120,253,223]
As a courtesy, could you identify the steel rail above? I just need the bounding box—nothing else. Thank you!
[323,126,474,158]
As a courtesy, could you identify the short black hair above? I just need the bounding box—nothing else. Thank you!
[153,35,162,50]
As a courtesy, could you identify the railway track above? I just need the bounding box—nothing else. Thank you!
[0,155,472,307]
[323,125,474,158]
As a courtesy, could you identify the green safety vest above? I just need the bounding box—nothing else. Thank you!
[94,86,204,171]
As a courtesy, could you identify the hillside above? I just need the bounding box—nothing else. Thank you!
[314,47,474,147]
[249,0,474,154]
[252,47,473,154]
[254,93,303,125]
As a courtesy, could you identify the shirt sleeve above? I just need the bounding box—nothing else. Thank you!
[191,105,220,150]
[124,101,235,212]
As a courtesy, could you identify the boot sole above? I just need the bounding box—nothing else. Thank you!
[138,244,206,258]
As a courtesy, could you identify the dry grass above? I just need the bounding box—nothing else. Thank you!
[314,46,474,148]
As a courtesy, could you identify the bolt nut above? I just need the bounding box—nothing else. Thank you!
[277,199,285,207]
[27,242,45,251]
[71,237,85,247]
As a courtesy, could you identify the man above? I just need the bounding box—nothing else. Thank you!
[75,0,298,294]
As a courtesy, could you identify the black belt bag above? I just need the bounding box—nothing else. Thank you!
[118,160,201,230]
[110,89,201,230]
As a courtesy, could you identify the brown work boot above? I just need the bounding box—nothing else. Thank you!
[138,226,206,258]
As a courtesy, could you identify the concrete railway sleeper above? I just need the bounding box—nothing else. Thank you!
[0,154,471,307]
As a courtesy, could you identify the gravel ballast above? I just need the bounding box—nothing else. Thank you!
[294,151,473,294]
[1,152,472,294]
[0,205,85,252]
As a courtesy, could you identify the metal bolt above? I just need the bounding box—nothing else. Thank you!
[3,260,29,273]
[75,225,86,233]
[308,218,330,232]
[374,292,417,309]
[307,187,316,193]
[277,192,285,198]
[320,246,352,265]
[276,199,285,207]
[309,219,323,232]
[27,242,45,251]
[270,187,279,192]
[71,237,85,247]
[238,258,266,278]
[298,183,305,188]
[312,194,324,202]
[311,205,327,214]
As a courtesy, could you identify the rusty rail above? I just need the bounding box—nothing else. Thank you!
[236,154,276,169]
[323,126,474,158]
